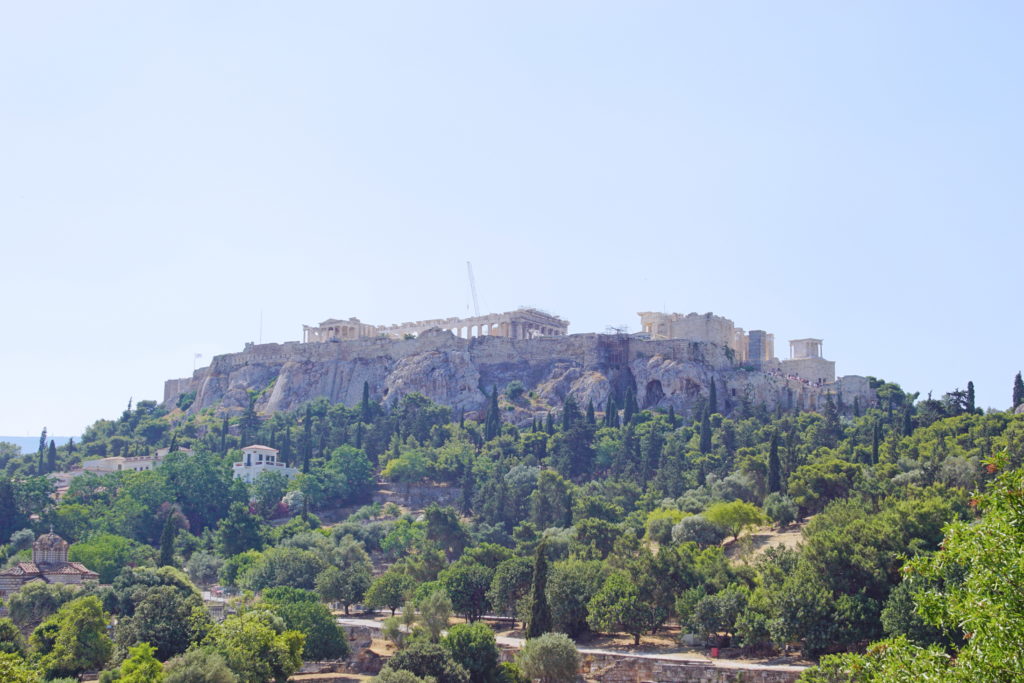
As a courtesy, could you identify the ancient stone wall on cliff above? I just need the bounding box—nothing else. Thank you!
[163,330,874,422]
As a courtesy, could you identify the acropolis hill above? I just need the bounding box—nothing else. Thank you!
[163,308,874,421]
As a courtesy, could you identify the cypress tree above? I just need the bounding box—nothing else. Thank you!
[823,395,841,446]
[585,400,596,426]
[561,396,580,431]
[67,437,75,455]
[361,381,372,423]
[668,405,677,428]
[46,440,57,474]
[484,386,501,441]
[1014,372,1024,410]
[526,541,551,638]
[967,381,977,414]
[545,412,554,435]
[871,421,881,465]
[853,396,861,417]
[623,387,636,425]
[604,395,617,428]
[240,392,258,446]
[220,416,229,455]
[317,418,328,460]
[461,462,475,515]
[708,380,718,415]
[37,427,47,475]
[302,405,313,474]
[699,409,712,454]
[355,422,364,450]
[902,407,914,436]
[0,478,21,542]
[767,430,781,494]
[158,516,177,567]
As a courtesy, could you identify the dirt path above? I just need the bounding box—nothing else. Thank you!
[725,521,806,564]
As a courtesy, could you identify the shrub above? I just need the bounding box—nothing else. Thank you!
[671,515,726,548]
[515,632,580,683]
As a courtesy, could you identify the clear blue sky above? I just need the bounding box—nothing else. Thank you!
[2,2,1021,436]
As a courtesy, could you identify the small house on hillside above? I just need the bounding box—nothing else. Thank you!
[231,444,298,484]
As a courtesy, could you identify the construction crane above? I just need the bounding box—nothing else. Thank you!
[466,261,480,316]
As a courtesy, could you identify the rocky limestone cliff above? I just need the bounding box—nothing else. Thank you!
[164,331,874,421]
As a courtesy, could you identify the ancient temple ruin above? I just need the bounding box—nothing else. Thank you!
[637,311,835,383]
[303,307,569,343]
[637,311,775,364]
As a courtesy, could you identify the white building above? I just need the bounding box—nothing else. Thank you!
[79,447,194,476]
[232,444,298,484]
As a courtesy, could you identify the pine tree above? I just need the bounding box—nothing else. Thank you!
[47,440,57,474]
[767,430,781,493]
[158,516,177,567]
[1014,372,1024,410]
[526,541,552,638]
[967,381,977,414]
[708,380,718,415]
[699,409,712,454]
[484,386,501,441]
[585,400,596,426]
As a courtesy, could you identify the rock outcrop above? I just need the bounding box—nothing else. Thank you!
[164,330,874,421]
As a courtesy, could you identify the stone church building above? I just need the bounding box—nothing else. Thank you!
[0,532,99,598]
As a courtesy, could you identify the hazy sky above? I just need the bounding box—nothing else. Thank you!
[2,2,1021,436]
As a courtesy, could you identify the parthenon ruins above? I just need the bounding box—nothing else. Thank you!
[303,307,569,343]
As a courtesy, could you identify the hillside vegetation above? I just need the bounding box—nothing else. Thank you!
[1,375,1023,681]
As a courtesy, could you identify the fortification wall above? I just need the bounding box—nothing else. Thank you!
[163,331,874,422]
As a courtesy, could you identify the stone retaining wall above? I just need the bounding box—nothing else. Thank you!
[577,652,803,683]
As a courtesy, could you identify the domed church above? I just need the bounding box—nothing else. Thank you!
[0,532,99,598]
